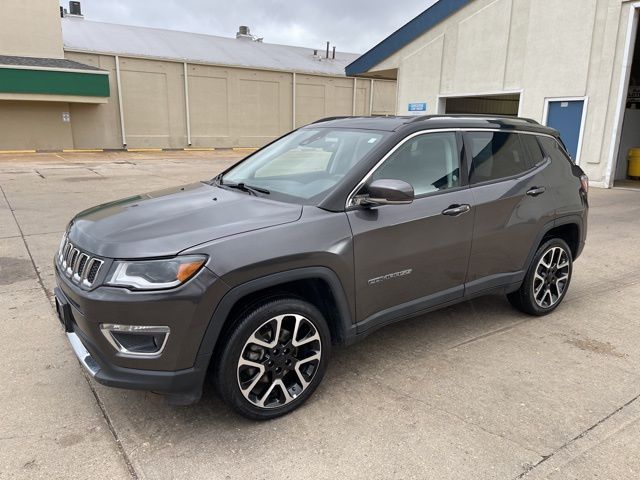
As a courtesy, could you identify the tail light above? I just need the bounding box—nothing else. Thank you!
[580,174,589,194]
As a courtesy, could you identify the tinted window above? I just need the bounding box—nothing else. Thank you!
[467,132,531,184]
[520,135,546,165]
[538,136,573,165]
[370,132,460,195]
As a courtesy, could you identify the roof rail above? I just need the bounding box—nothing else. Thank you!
[406,115,436,123]
[311,116,352,124]
[406,114,540,125]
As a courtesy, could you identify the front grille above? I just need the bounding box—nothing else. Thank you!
[86,260,102,283]
[58,236,104,287]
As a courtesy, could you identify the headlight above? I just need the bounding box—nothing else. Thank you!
[106,255,207,290]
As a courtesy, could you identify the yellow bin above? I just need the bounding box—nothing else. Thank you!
[629,148,640,179]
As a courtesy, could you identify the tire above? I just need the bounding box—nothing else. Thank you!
[507,238,573,316]
[215,297,331,420]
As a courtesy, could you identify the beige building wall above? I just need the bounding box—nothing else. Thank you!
[295,74,368,127]
[1,0,64,58]
[0,0,70,152]
[0,101,73,150]
[367,0,633,186]
[188,65,293,148]
[55,51,397,151]
[64,53,123,149]
[0,0,397,154]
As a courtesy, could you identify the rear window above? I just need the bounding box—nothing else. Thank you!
[538,136,574,165]
[467,132,532,184]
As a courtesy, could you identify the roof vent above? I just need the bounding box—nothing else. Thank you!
[236,26,263,42]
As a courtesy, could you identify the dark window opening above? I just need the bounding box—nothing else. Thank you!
[467,132,532,184]
[445,94,520,117]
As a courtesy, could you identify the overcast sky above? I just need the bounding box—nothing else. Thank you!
[60,0,438,53]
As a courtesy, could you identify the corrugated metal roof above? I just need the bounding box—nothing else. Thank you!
[61,18,359,76]
[0,55,103,71]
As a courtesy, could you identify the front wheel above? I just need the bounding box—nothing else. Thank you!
[507,238,573,316]
[215,298,331,420]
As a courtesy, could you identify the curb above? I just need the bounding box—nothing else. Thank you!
[0,147,258,155]
[62,149,105,153]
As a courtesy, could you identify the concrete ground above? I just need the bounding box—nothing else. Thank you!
[1,151,640,480]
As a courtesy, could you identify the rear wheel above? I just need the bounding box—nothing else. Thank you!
[215,298,331,420]
[507,238,573,316]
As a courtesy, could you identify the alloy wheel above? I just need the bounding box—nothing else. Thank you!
[533,246,570,308]
[237,314,322,409]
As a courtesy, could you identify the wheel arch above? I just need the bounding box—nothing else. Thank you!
[197,267,356,368]
[524,215,584,272]
[541,217,582,260]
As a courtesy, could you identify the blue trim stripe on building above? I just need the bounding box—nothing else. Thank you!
[345,0,474,77]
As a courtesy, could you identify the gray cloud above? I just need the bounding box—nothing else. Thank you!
[60,0,437,53]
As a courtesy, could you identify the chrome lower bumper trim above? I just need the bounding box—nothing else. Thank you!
[67,332,100,377]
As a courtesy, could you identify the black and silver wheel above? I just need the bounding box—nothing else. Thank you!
[215,298,331,420]
[507,238,573,316]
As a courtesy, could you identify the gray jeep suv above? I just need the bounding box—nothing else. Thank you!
[54,115,588,419]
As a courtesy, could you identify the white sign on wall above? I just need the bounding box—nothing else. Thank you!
[62,112,71,123]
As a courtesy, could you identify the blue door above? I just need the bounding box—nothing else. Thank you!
[546,100,585,161]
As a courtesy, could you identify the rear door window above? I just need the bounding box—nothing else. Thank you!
[466,132,532,184]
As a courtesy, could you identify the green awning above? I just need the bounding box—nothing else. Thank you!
[0,56,109,98]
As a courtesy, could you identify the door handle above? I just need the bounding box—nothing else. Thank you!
[526,186,546,197]
[442,204,471,216]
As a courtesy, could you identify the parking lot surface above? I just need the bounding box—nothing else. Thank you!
[1,151,640,479]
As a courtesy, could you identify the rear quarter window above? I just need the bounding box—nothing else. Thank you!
[538,136,574,165]
[466,132,532,184]
[520,135,546,166]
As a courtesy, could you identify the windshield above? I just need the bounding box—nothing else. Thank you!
[221,128,387,203]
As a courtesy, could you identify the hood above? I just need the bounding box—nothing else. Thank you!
[68,182,302,258]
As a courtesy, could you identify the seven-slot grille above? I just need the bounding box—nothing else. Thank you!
[58,236,104,287]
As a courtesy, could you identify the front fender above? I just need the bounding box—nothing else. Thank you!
[195,266,357,362]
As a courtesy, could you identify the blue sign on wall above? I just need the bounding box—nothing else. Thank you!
[408,102,428,113]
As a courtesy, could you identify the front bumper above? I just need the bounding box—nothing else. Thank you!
[54,262,229,405]
[64,328,209,405]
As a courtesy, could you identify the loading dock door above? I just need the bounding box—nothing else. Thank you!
[545,100,585,162]
[444,94,520,117]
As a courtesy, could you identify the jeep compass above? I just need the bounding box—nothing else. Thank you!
[54,115,588,419]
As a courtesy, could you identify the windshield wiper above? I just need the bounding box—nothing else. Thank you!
[222,181,270,195]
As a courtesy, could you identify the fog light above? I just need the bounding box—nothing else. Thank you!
[100,324,170,356]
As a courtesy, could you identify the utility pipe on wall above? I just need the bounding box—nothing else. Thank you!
[369,79,375,116]
[115,55,127,147]
[292,72,297,129]
[352,77,357,115]
[183,62,192,146]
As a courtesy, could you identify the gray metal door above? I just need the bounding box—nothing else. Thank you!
[463,131,555,293]
[348,190,474,326]
[346,131,474,328]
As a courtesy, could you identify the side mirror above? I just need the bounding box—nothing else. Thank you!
[355,179,414,206]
